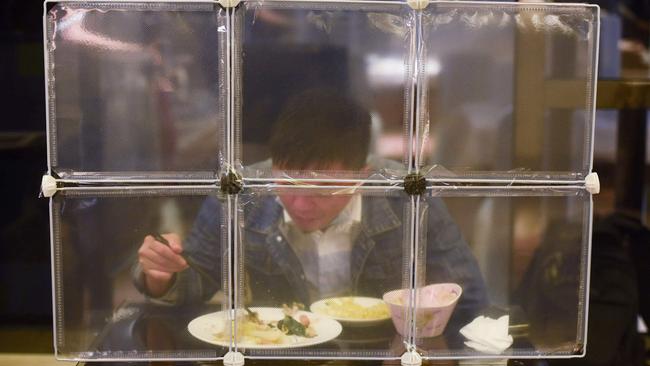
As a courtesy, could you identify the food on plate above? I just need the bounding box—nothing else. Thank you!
[319,297,390,320]
[213,303,317,345]
[188,306,343,349]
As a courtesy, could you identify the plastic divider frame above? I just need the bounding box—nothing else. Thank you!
[416,2,599,181]
[231,0,416,180]
[41,0,600,363]
[416,187,592,359]
[234,186,414,360]
[44,1,228,181]
[50,188,232,361]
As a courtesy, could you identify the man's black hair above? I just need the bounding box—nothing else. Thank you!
[269,89,371,170]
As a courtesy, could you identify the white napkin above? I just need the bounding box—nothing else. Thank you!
[459,315,513,354]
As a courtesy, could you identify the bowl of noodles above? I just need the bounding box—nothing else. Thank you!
[310,296,391,327]
[382,283,462,337]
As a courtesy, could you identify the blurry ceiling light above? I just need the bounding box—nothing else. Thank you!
[57,9,141,53]
[366,55,441,86]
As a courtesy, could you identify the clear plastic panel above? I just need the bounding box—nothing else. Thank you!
[42,0,599,362]
[415,188,591,358]
[46,2,226,180]
[235,187,413,358]
[51,189,231,360]
[233,1,414,181]
[419,3,599,180]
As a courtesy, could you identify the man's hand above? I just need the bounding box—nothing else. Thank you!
[138,233,188,297]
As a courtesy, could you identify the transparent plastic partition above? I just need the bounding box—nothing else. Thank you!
[235,187,414,359]
[418,3,599,181]
[233,1,414,181]
[51,188,232,360]
[41,0,600,363]
[414,188,591,358]
[45,2,227,180]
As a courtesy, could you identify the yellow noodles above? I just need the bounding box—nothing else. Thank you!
[322,298,389,320]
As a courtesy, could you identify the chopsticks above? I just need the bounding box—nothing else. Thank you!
[151,233,220,288]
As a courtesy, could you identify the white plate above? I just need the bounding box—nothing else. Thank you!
[187,307,342,349]
[310,297,391,327]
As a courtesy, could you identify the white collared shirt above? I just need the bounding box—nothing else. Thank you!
[279,195,362,299]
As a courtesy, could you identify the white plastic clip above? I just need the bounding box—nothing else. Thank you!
[401,350,422,366]
[41,175,58,198]
[407,0,429,10]
[218,0,240,8]
[223,351,245,366]
[585,172,600,195]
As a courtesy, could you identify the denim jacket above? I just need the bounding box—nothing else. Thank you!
[134,191,489,323]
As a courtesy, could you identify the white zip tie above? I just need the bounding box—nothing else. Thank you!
[223,351,245,366]
[585,172,600,194]
[41,175,58,197]
[401,349,422,366]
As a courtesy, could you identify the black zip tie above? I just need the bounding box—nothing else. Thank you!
[404,173,426,196]
[220,169,243,195]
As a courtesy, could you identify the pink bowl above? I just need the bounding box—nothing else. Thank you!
[382,283,462,338]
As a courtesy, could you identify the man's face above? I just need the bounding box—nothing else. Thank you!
[273,162,357,232]
[278,191,353,232]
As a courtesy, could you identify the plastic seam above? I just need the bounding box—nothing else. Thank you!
[60,2,215,11]
[588,7,600,174]
[220,194,232,353]
[578,193,594,356]
[408,197,418,348]
[414,10,424,171]
[228,196,237,352]
[51,199,65,351]
[45,10,57,170]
